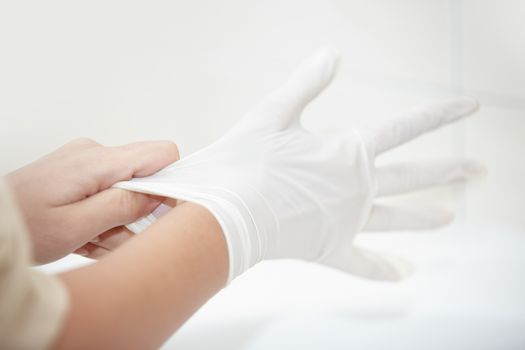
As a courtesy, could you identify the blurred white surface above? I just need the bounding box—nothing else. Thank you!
[2,0,524,349]
[161,224,525,349]
[170,224,525,349]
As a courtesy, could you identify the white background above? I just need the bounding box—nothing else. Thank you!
[1,1,524,349]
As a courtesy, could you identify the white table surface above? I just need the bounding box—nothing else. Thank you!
[162,224,525,350]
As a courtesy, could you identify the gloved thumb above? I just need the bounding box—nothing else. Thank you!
[245,48,340,131]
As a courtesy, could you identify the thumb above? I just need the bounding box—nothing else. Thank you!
[247,48,340,131]
[64,188,164,244]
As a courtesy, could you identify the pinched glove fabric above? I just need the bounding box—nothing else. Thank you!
[114,49,482,283]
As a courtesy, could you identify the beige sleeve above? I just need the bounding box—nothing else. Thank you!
[0,178,69,350]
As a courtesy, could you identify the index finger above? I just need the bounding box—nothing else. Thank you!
[372,97,479,155]
[90,140,180,191]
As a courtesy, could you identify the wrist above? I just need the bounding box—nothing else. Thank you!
[115,180,278,282]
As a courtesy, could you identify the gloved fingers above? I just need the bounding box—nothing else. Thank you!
[255,48,339,130]
[376,158,486,197]
[371,97,479,155]
[362,203,454,232]
[325,245,413,281]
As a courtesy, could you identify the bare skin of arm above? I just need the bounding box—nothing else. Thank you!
[55,201,228,350]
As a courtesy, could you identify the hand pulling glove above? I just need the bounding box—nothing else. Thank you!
[114,49,483,283]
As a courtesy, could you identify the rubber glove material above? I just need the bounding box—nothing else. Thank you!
[114,49,482,283]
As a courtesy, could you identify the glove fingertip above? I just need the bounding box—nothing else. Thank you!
[311,46,341,83]
[325,245,414,282]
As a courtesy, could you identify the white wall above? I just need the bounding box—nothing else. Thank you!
[1,1,524,349]
[1,0,523,228]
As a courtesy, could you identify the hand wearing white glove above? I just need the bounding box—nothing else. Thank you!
[114,49,483,283]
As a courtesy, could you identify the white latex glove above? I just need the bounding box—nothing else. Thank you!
[114,49,483,283]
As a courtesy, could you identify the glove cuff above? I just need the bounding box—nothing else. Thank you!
[115,182,270,283]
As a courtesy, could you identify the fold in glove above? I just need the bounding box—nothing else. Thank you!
[114,49,483,283]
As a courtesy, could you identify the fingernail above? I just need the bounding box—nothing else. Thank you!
[75,248,88,257]
[146,197,164,209]
[149,194,166,202]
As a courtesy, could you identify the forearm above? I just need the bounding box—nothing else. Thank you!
[54,202,228,349]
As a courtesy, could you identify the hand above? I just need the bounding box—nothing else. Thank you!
[6,138,179,263]
[77,198,178,259]
[116,49,484,282]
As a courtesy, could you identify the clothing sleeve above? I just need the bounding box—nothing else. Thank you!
[0,178,69,350]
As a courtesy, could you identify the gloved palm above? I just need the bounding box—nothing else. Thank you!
[115,49,482,282]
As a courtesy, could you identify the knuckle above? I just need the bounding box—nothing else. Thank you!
[69,137,100,148]
[158,140,180,161]
[115,189,151,223]
[86,148,109,171]
[95,147,134,183]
